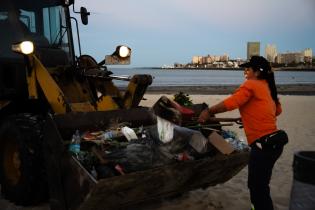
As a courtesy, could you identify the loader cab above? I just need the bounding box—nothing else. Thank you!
[0,0,75,102]
[0,0,74,65]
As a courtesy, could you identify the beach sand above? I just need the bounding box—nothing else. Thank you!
[1,94,314,210]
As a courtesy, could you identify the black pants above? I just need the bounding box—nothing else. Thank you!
[248,144,284,210]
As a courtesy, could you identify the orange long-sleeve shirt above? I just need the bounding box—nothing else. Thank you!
[223,79,282,145]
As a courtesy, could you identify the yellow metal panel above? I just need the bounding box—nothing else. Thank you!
[122,75,152,109]
[123,82,137,109]
[103,81,123,98]
[97,96,120,111]
[29,55,70,114]
[71,102,95,112]
[26,66,38,99]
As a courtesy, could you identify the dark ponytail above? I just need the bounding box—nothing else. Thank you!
[253,62,279,104]
[265,72,279,104]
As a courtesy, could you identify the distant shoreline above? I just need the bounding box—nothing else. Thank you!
[147,67,315,72]
[144,84,315,95]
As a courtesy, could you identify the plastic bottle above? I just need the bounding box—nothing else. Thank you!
[69,129,81,154]
[101,130,121,141]
[102,131,114,140]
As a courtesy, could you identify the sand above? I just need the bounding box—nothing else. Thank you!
[1,94,315,210]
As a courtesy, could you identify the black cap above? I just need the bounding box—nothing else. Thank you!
[240,56,271,72]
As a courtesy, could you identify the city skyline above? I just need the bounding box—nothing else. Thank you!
[176,44,312,69]
[190,44,312,61]
[73,0,315,67]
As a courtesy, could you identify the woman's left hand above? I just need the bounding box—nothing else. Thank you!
[198,108,211,123]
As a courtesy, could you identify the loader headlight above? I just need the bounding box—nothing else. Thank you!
[104,45,131,65]
[117,45,131,58]
[12,41,34,55]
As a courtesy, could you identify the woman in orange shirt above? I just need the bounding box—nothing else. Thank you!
[198,56,288,210]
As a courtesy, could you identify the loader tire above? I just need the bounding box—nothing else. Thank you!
[0,114,48,205]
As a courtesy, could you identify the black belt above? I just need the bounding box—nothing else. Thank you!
[251,130,288,149]
[257,130,283,143]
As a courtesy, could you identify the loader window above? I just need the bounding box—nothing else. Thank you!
[43,6,70,54]
[19,10,36,33]
[0,10,34,33]
[28,5,73,67]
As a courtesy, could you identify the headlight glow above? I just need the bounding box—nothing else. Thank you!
[20,41,34,54]
[118,46,130,58]
[12,41,34,55]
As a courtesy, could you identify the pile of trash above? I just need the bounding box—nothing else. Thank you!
[67,96,249,180]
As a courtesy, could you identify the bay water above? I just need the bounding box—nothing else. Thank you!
[108,68,315,87]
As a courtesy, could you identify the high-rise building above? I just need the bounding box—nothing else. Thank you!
[192,56,202,64]
[192,54,229,64]
[303,48,313,64]
[276,48,313,64]
[265,44,277,63]
[277,52,303,64]
[247,42,260,60]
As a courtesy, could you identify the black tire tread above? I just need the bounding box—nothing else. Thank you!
[0,113,48,206]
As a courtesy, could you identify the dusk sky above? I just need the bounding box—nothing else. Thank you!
[73,0,315,67]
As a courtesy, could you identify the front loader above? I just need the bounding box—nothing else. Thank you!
[0,0,249,209]
[0,0,152,206]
